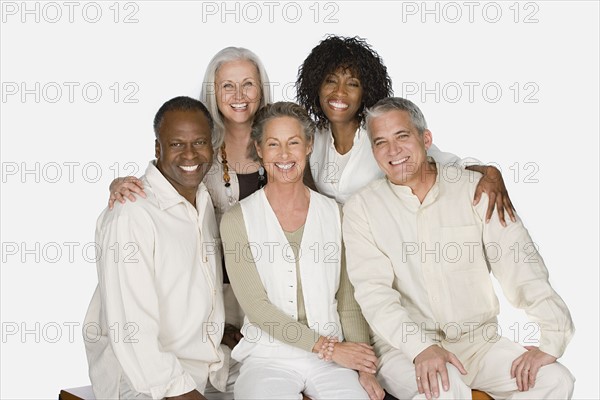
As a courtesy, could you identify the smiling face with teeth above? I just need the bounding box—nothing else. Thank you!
[369,110,433,188]
[155,110,214,206]
[215,59,262,127]
[255,116,312,186]
[318,67,363,126]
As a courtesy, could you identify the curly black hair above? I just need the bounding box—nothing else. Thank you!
[296,35,393,129]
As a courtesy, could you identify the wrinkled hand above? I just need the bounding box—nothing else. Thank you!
[330,341,378,374]
[358,371,385,400]
[414,345,467,400]
[511,346,557,392]
[472,166,516,226]
[221,323,243,350]
[166,389,207,400]
[108,176,146,209]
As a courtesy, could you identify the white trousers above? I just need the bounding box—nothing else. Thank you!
[377,352,472,400]
[378,337,574,399]
[234,353,370,400]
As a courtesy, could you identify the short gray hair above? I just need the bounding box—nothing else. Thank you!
[200,47,272,148]
[249,102,316,161]
[366,97,428,136]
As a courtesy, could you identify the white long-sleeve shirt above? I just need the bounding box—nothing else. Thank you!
[343,164,574,378]
[310,126,479,204]
[84,161,227,399]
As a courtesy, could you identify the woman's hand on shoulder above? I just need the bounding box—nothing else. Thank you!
[109,176,146,209]
[471,165,516,226]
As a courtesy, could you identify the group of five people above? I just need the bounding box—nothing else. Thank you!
[84,36,574,399]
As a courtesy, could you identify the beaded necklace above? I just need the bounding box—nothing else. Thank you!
[221,144,265,206]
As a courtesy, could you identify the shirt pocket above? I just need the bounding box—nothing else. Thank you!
[440,225,486,273]
[440,225,497,323]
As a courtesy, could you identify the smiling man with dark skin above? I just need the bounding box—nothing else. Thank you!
[84,96,237,400]
[154,107,214,207]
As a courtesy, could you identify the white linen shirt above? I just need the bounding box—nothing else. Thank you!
[343,164,574,373]
[310,126,479,204]
[84,161,227,399]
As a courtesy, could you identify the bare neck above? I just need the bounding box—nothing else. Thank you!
[223,121,257,173]
[407,161,438,203]
[330,119,360,155]
[223,118,252,146]
[264,182,310,231]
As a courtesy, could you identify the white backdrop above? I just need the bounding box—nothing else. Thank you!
[1,1,598,398]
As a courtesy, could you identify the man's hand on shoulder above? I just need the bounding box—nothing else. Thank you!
[511,345,557,392]
[166,389,207,400]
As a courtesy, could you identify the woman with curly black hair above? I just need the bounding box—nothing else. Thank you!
[297,35,392,132]
[296,35,516,225]
[296,35,401,204]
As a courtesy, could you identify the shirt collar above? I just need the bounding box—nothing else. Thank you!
[145,160,207,211]
[326,126,364,149]
[386,157,440,208]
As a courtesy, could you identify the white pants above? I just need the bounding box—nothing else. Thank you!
[378,337,574,399]
[234,353,369,400]
[470,337,574,399]
[377,351,472,400]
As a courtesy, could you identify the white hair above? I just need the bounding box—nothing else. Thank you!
[199,47,272,148]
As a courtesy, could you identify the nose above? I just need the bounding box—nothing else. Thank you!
[182,144,196,160]
[388,140,401,156]
[234,83,245,101]
[333,82,347,97]
[279,143,292,159]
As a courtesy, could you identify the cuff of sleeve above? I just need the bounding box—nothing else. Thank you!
[458,157,484,169]
[406,340,436,364]
[539,329,574,359]
[297,326,321,353]
[209,344,231,393]
[151,372,197,399]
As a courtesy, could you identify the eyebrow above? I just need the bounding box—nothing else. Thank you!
[372,129,410,143]
[168,136,209,142]
[264,135,302,141]
[220,77,257,82]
